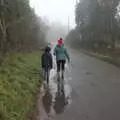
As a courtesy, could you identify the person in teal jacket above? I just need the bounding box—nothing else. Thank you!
[54,38,70,79]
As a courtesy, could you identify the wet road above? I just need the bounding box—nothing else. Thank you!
[41,49,120,120]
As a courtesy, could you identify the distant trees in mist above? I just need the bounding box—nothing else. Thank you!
[0,0,47,55]
[67,0,120,49]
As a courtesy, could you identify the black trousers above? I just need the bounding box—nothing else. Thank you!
[56,60,66,72]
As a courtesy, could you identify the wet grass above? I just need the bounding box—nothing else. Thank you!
[82,50,120,67]
[0,52,42,120]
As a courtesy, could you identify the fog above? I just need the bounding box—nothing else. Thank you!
[46,22,68,43]
[30,0,75,43]
[30,0,76,28]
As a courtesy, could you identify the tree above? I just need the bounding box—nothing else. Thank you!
[0,0,47,55]
[67,0,120,49]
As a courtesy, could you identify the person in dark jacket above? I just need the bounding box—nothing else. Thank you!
[41,46,53,84]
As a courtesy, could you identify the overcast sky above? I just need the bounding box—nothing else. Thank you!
[30,0,76,28]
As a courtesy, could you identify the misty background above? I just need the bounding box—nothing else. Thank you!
[46,22,68,43]
[30,0,76,43]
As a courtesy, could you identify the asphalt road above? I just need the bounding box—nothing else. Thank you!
[41,49,120,120]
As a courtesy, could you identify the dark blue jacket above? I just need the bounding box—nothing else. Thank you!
[41,47,53,70]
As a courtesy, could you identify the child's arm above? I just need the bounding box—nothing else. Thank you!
[49,54,53,69]
[41,54,44,68]
[53,46,57,56]
[65,48,70,62]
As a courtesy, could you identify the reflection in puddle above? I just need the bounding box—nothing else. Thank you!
[54,80,67,114]
[42,88,52,115]
[42,65,72,118]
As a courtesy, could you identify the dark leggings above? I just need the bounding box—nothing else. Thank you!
[57,60,66,72]
[43,68,50,84]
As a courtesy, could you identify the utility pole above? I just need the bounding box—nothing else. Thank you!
[76,0,79,5]
[76,0,78,4]
[68,16,70,33]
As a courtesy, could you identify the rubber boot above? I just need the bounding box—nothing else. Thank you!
[62,70,64,80]
[57,72,60,81]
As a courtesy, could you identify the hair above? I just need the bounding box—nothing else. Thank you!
[60,38,63,40]
[45,46,51,52]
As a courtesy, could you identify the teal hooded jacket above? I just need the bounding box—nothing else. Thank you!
[54,44,70,62]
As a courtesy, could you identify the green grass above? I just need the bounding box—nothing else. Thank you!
[82,50,120,67]
[0,52,42,120]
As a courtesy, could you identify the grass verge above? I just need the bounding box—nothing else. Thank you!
[0,51,42,120]
[81,50,120,67]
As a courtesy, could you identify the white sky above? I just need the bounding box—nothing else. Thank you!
[30,0,76,28]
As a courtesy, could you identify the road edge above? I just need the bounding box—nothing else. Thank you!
[81,50,120,68]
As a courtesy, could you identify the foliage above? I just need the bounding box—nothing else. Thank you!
[0,52,42,120]
[0,0,46,53]
[67,0,120,49]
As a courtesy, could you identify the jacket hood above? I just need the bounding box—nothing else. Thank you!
[45,46,51,52]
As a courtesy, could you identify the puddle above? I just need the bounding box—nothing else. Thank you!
[41,63,72,119]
